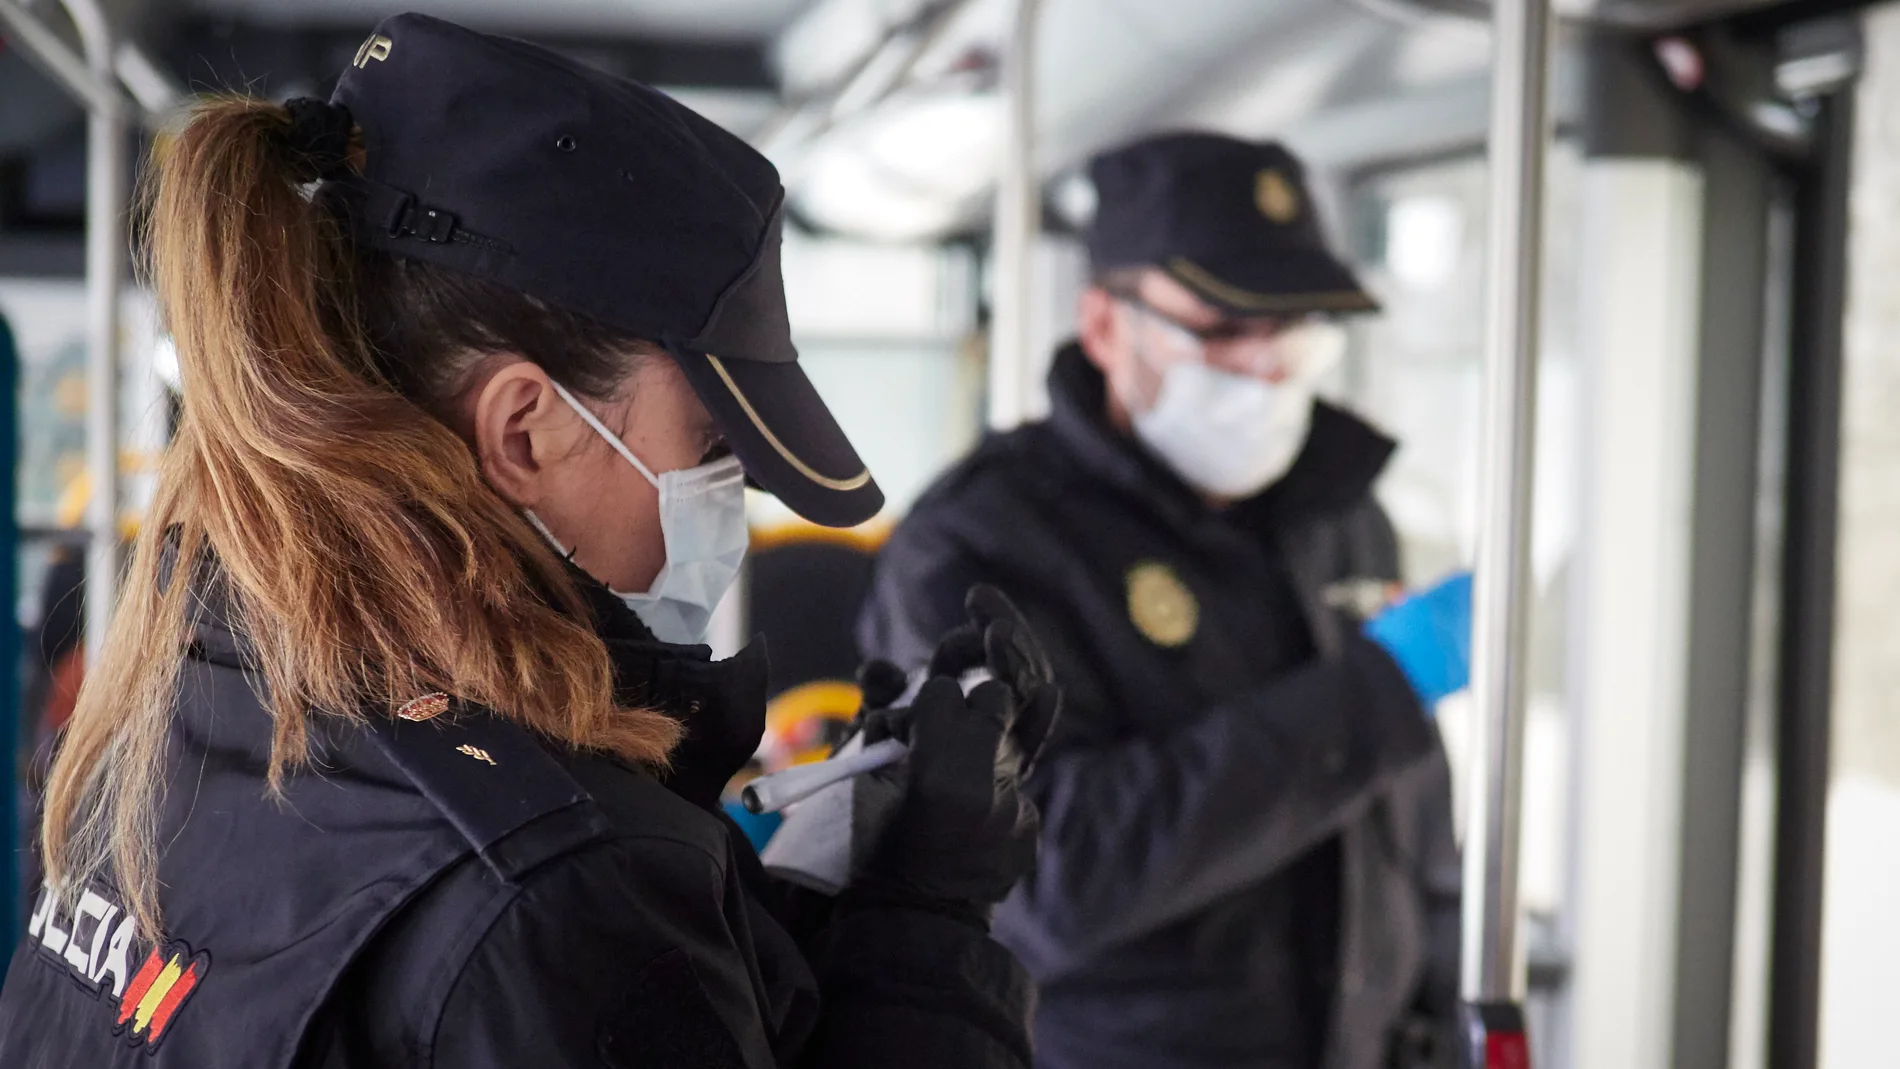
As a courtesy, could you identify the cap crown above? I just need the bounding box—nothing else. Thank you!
[1088,133,1329,271]
[332,12,783,354]
[1085,132,1377,316]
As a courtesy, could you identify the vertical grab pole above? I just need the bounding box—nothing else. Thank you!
[986,0,1042,430]
[1462,0,1552,1062]
[0,318,16,954]
[65,0,126,664]
[1767,88,1853,1069]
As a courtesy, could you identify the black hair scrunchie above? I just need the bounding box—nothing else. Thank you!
[281,97,355,182]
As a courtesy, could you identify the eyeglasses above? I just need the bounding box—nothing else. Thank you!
[1112,294,1344,384]
[1109,291,1311,345]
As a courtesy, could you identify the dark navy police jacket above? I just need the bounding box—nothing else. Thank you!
[859,345,1460,1069]
[0,576,1031,1068]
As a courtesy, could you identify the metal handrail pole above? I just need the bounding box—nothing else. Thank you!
[986,0,1042,429]
[758,0,978,162]
[0,0,118,114]
[1463,0,1553,1009]
[63,0,126,664]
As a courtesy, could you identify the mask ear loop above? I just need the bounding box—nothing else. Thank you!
[545,379,661,488]
[522,509,579,561]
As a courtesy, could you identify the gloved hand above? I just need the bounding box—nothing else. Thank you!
[1363,571,1473,709]
[853,677,1037,908]
[849,586,1060,908]
[853,658,911,719]
[922,584,1062,774]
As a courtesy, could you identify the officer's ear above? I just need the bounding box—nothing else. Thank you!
[467,359,580,509]
[1076,285,1127,377]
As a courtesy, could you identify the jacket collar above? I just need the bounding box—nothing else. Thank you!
[575,577,769,810]
[1043,340,1396,535]
[185,556,767,811]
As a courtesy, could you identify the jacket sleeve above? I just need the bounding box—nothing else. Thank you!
[855,527,988,671]
[860,510,1437,981]
[427,839,782,1069]
[725,818,1034,1069]
[857,521,1122,723]
[994,635,1437,978]
[1406,749,1463,1026]
[798,894,1034,1069]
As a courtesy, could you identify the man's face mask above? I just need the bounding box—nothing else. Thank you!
[526,380,747,645]
[1115,298,1346,499]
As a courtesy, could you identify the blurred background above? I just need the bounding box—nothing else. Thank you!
[0,0,1895,1067]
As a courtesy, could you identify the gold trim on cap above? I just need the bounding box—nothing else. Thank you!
[751,517,892,554]
[1166,257,1378,313]
[705,354,872,493]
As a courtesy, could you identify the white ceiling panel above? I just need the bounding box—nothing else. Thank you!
[660,87,782,138]
[186,0,815,40]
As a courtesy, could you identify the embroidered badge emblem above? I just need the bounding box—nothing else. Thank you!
[353,33,394,68]
[1127,561,1199,648]
[1255,168,1300,224]
[396,692,451,722]
[116,942,210,1048]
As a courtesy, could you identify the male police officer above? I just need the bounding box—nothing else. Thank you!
[858,133,1470,1069]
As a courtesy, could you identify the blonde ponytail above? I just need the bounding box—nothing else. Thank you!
[41,96,680,937]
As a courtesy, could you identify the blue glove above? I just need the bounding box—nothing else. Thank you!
[1363,571,1472,709]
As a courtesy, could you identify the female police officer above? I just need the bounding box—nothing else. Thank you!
[0,13,1054,1069]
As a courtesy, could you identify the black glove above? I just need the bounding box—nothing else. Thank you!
[852,658,911,720]
[853,675,1038,909]
[845,586,1061,910]
[924,584,1062,775]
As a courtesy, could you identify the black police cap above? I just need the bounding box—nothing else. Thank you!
[329,13,881,528]
[1087,132,1379,317]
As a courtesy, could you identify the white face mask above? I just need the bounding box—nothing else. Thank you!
[526,380,748,645]
[1122,309,1346,499]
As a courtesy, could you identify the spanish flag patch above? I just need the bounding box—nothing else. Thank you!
[25,882,213,1051]
[113,942,209,1049]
